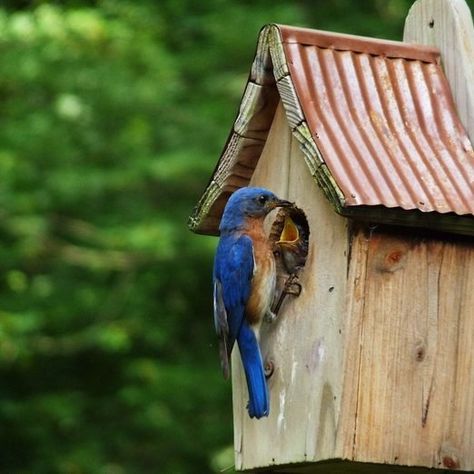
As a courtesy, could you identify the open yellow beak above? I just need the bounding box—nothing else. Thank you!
[277,215,299,244]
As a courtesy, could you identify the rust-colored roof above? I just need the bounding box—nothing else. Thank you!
[189,24,474,236]
[279,25,474,215]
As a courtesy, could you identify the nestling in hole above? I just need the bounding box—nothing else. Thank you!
[269,205,309,314]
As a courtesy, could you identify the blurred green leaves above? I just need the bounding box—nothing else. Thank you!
[0,3,223,472]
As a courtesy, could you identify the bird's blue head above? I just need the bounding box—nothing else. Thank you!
[219,187,292,233]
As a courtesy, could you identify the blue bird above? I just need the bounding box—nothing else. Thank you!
[213,187,291,419]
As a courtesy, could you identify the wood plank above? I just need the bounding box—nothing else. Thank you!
[275,75,305,131]
[234,82,280,140]
[341,228,474,471]
[337,226,370,461]
[284,131,349,466]
[251,25,276,86]
[268,25,289,81]
[189,25,281,235]
[189,133,266,235]
[233,101,350,471]
[404,0,474,142]
[248,101,292,197]
[232,101,293,471]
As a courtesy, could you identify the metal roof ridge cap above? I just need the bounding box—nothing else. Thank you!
[275,24,440,63]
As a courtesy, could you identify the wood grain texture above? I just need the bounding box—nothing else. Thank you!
[404,0,474,142]
[234,82,280,140]
[232,101,291,469]
[340,228,474,471]
[232,101,350,471]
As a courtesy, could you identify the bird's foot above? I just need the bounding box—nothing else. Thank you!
[271,275,303,316]
[283,274,302,296]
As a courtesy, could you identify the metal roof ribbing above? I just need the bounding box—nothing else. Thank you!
[279,26,474,215]
[189,25,474,236]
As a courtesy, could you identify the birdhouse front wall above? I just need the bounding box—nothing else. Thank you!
[231,102,351,470]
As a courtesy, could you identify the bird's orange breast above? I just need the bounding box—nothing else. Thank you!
[243,218,276,326]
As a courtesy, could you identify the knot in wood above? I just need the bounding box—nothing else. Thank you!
[442,456,460,469]
[386,250,403,265]
[415,343,426,362]
[376,247,406,273]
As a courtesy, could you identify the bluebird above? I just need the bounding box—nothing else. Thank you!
[213,187,291,419]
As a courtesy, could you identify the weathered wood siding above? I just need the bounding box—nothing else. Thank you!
[340,228,474,471]
[232,102,350,470]
[231,103,474,473]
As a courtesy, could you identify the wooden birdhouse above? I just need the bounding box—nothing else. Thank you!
[189,0,474,472]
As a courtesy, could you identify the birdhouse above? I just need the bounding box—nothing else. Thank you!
[188,0,474,472]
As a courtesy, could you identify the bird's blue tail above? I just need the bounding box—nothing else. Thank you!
[237,322,269,419]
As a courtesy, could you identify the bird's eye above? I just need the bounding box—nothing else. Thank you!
[258,195,268,205]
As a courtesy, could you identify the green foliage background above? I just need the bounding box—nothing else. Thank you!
[1,1,470,472]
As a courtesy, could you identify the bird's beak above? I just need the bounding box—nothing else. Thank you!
[278,215,300,244]
[273,198,293,209]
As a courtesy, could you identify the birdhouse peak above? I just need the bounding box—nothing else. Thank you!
[189,23,474,236]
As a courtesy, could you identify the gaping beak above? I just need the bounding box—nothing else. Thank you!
[277,215,300,244]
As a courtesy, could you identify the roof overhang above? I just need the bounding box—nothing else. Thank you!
[188,24,474,236]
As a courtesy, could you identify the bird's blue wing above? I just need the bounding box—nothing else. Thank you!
[213,234,254,379]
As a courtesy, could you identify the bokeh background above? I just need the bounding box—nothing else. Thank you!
[1,1,471,473]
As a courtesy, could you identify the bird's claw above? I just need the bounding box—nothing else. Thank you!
[285,280,301,296]
[272,275,302,316]
[283,274,301,296]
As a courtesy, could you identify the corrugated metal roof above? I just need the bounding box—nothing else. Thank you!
[279,25,474,215]
[188,24,474,236]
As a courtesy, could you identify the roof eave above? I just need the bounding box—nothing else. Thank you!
[342,206,474,237]
[188,24,281,235]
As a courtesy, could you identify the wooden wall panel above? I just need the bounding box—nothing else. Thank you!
[233,101,349,471]
[341,229,474,471]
